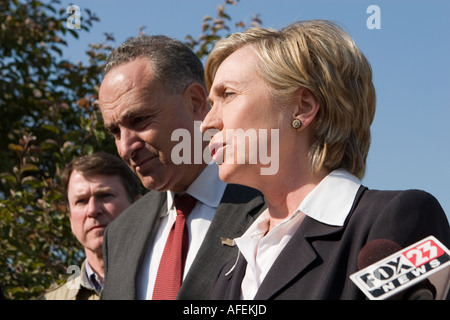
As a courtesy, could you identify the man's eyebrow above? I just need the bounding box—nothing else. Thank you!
[72,191,88,198]
[72,187,116,200]
[122,108,141,120]
[104,122,118,133]
[104,107,142,130]
[93,186,116,194]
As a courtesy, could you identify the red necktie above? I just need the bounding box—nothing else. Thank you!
[152,194,196,300]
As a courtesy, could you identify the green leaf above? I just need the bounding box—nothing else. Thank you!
[20,164,39,174]
[41,124,60,134]
[8,143,24,153]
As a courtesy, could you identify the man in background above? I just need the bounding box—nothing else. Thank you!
[44,152,141,300]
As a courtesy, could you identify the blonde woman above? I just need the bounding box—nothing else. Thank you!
[200,20,450,299]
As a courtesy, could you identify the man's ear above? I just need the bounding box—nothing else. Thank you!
[184,82,208,120]
[292,87,320,128]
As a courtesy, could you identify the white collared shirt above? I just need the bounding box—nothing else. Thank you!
[234,169,361,300]
[136,163,227,300]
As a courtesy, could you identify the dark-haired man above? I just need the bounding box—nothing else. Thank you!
[44,152,141,300]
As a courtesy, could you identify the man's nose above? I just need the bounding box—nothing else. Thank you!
[116,127,144,161]
[86,197,102,218]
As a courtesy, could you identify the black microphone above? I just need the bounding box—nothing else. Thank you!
[356,239,436,300]
[357,239,402,270]
[351,236,450,300]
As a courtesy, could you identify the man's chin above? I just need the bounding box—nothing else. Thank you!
[85,239,104,256]
[140,175,169,192]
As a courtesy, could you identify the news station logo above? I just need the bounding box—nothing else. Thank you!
[350,236,450,300]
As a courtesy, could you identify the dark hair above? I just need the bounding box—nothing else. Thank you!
[62,152,142,203]
[103,35,205,93]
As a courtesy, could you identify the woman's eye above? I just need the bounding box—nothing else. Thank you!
[223,91,235,99]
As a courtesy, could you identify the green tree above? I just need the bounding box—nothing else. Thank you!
[184,0,261,59]
[0,0,260,300]
[0,0,116,300]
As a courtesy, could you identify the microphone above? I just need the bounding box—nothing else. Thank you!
[357,239,436,299]
[350,236,450,300]
[357,239,402,270]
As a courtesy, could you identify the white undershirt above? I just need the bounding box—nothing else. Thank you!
[136,163,227,300]
[234,169,361,299]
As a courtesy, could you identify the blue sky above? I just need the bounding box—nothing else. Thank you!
[58,0,450,219]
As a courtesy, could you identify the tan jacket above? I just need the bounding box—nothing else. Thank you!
[44,260,100,300]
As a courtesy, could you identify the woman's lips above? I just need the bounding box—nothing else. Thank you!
[209,141,225,163]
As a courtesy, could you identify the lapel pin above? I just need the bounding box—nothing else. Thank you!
[221,237,235,247]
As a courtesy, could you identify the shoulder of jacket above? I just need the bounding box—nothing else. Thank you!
[361,188,437,205]
[106,190,164,227]
[43,275,82,300]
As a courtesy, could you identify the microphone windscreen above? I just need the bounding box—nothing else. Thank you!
[357,239,402,270]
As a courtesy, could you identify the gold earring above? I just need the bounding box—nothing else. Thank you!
[292,119,302,129]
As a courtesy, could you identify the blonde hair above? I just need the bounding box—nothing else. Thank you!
[205,20,376,179]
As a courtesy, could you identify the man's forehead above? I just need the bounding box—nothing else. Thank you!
[100,70,134,103]
[99,59,159,107]
[69,172,121,189]
[108,72,127,88]
[104,57,155,85]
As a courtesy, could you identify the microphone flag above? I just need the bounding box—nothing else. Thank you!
[350,236,450,300]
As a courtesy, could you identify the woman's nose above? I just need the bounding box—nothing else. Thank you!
[200,106,223,134]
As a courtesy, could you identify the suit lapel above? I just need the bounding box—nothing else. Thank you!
[224,252,248,299]
[209,186,367,300]
[102,190,167,299]
[252,187,367,299]
[253,217,344,299]
[125,191,167,297]
[178,184,265,299]
[214,184,266,238]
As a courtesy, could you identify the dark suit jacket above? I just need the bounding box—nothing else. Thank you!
[101,184,265,300]
[209,187,450,300]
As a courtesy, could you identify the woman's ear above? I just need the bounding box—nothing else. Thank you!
[292,87,320,128]
[184,82,208,120]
